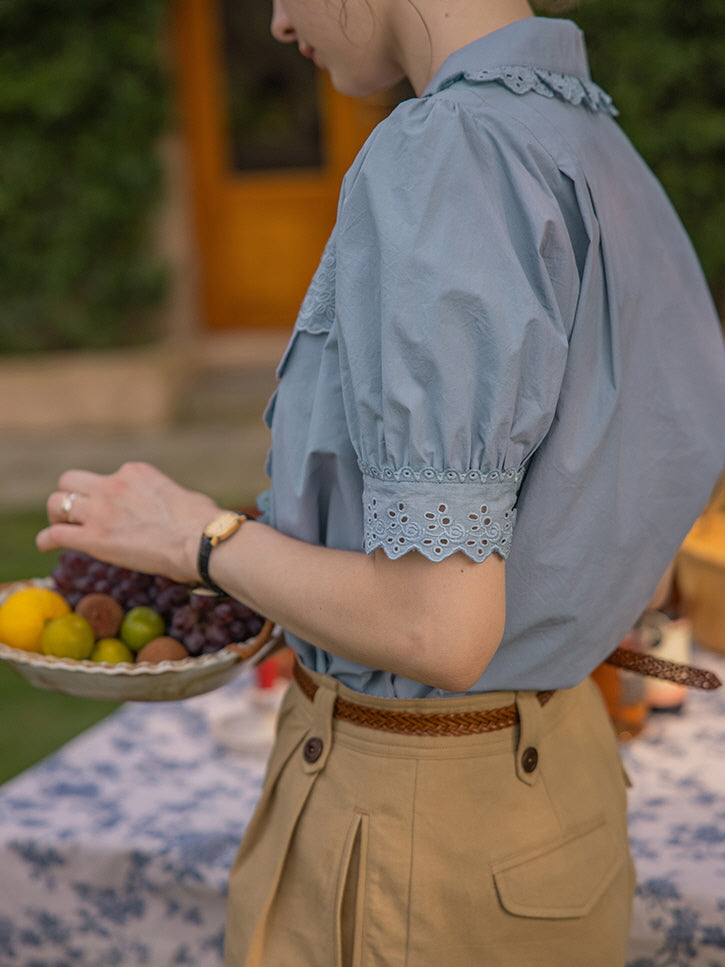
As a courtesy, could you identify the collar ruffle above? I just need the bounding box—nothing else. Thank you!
[436,65,618,116]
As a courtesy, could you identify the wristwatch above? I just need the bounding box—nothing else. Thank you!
[197,510,247,596]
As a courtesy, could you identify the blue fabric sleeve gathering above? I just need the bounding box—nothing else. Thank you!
[334,93,579,563]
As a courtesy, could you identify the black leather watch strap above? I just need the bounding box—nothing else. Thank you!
[197,534,228,596]
[196,511,247,596]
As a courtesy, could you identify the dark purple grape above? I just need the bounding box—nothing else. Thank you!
[246,615,265,637]
[115,579,136,602]
[127,592,151,609]
[204,624,230,649]
[211,602,236,625]
[153,585,190,615]
[201,640,225,654]
[169,604,198,636]
[183,626,206,656]
[76,575,97,596]
[88,561,109,580]
[56,550,92,579]
[228,620,247,641]
[52,573,72,593]
[170,585,191,607]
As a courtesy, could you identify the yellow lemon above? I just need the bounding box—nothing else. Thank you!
[0,586,71,652]
[40,613,96,660]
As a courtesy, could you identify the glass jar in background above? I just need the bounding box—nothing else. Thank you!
[641,611,692,714]
[592,617,662,741]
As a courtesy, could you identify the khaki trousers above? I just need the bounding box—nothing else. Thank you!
[225,668,635,967]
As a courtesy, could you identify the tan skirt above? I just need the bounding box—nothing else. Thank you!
[224,667,635,967]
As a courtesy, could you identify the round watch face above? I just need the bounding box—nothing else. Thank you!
[205,511,242,540]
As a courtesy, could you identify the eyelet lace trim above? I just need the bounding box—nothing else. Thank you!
[361,464,520,486]
[296,234,336,333]
[361,465,520,562]
[447,66,618,116]
[365,496,515,561]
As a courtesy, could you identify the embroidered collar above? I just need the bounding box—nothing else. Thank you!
[424,18,617,116]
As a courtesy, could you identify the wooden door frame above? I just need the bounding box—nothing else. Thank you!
[170,0,392,329]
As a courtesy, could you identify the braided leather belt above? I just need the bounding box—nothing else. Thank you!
[605,646,721,690]
[292,643,721,738]
[292,660,555,736]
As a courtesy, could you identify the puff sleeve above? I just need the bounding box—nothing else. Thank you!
[334,93,579,562]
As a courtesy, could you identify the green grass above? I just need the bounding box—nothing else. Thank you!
[0,506,61,585]
[0,507,121,785]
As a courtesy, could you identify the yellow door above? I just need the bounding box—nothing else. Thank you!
[173,0,403,329]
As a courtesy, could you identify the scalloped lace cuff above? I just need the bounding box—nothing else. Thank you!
[361,465,520,562]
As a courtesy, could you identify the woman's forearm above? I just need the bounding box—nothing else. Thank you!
[36,463,505,691]
[206,519,506,691]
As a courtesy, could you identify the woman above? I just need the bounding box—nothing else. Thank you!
[38,1,725,963]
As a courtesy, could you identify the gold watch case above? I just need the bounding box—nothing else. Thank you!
[204,511,245,545]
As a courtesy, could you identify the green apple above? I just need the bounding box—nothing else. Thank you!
[90,637,135,663]
[119,606,165,653]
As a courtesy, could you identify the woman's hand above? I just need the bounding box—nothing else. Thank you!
[37,462,507,690]
[36,462,221,585]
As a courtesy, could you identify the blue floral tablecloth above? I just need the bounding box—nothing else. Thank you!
[620,648,725,967]
[1,650,724,967]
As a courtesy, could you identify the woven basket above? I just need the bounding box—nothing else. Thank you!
[676,513,725,655]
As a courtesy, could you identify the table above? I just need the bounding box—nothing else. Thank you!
[620,647,725,966]
[1,651,724,967]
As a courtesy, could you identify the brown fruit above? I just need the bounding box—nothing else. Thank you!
[75,593,124,639]
[135,636,189,663]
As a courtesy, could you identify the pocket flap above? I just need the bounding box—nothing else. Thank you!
[493,817,622,919]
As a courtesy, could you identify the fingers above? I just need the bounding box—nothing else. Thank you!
[36,462,218,584]
[45,465,155,526]
[47,490,86,526]
[40,468,122,554]
[36,521,84,553]
[57,468,107,496]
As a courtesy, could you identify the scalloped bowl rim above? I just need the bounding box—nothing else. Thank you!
[0,639,241,678]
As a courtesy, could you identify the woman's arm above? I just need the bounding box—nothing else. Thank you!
[37,462,505,692]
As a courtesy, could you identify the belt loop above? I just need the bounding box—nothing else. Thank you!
[514,691,543,787]
[302,678,337,775]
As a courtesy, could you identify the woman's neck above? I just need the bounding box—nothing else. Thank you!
[394,0,534,95]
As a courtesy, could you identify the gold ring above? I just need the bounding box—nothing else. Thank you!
[60,492,77,523]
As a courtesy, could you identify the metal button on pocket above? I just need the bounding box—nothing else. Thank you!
[521,746,539,774]
[303,737,324,764]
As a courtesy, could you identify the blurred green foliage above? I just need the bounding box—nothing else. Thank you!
[574,0,725,315]
[1,0,723,356]
[0,0,170,354]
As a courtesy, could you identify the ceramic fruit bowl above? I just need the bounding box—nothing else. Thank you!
[0,578,282,702]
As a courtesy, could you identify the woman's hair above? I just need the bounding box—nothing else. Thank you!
[530,0,581,12]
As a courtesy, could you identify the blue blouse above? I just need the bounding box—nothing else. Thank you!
[259,17,725,697]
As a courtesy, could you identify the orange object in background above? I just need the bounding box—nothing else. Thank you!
[592,655,648,742]
[254,646,295,689]
[592,606,694,739]
[676,513,725,656]
[592,616,665,741]
[255,657,278,689]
